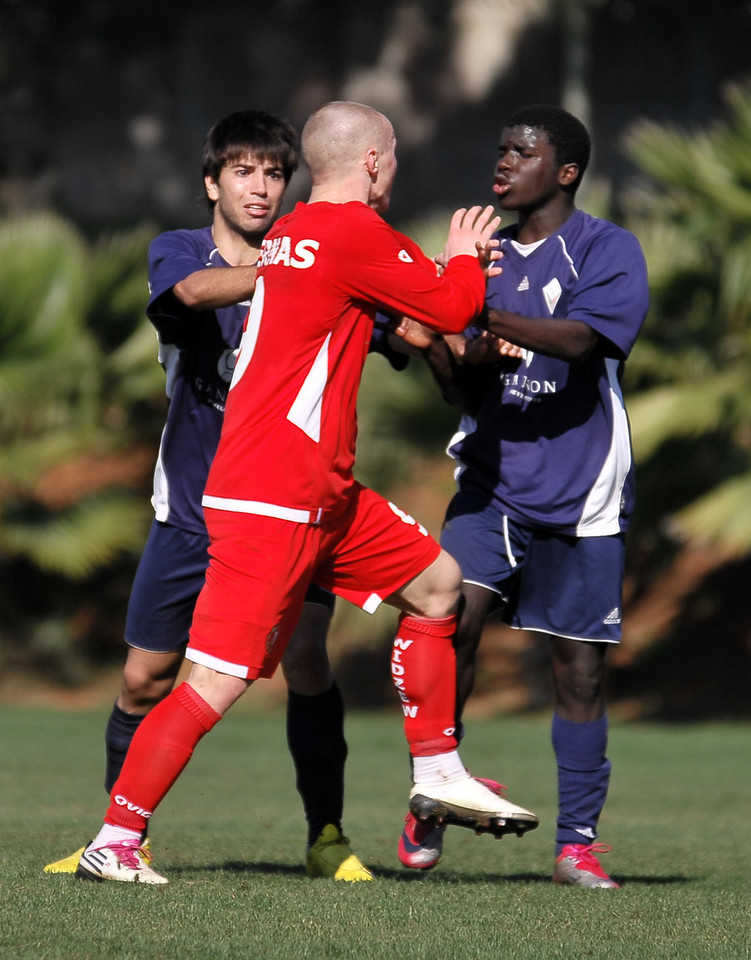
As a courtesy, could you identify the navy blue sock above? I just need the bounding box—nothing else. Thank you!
[104,702,145,794]
[551,712,611,854]
[286,682,347,847]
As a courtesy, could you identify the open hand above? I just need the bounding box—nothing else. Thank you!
[443,205,501,266]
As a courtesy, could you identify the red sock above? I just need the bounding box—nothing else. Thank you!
[105,682,221,832]
[391,613,458,757]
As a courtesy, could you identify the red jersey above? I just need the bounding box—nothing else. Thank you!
[202,200,486,519]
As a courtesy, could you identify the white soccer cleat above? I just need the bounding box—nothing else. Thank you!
[409,773,539,839]
[76,838,168,884]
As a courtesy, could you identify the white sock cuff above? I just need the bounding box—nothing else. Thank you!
[92,823,141,848]
[412,749,467,784]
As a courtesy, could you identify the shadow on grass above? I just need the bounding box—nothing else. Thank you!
[168,861,692,887]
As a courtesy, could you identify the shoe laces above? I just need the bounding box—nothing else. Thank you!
[109,838,146,870]
[565,842,612,867]
[473,776,507,796]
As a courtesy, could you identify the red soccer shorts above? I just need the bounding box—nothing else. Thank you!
[187,483,440,679]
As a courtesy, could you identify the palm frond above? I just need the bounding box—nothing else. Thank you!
[0,495,150,580]
[669,472,751,556]
[628,369,744,462]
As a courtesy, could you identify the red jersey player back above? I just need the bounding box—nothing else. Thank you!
[204,200,492,517]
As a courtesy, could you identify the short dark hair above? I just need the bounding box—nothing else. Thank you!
[201,109,299,188]
[503,105,591,192]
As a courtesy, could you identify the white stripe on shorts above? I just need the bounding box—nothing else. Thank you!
[185,646,250,679]
[502,514,518,568]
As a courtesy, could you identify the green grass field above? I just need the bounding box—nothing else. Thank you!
[1,705,749,960]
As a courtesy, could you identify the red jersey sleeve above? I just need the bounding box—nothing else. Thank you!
[330,204,486,333]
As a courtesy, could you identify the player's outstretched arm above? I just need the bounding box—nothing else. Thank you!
[442,206,501,268]
[173,264,258,311]
[484,308,598,363]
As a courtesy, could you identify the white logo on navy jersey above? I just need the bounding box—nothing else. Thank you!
[217,348,237,383]
[500,371,557,396]
[517,275,529,291]
[398,249,414,263]
[543,277,562,314]
[603,607,621,625]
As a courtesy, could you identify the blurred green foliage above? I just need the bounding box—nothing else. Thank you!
[0,214,165,682]
[623,83,751,560]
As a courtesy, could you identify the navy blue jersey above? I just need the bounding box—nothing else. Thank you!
[448,209,649,536]
[147,227,248,534]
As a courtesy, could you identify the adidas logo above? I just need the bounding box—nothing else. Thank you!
[603,607,621,625]
[517,275,529,291]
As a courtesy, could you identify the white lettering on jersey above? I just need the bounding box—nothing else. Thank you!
[291,239,320,269]
[273,236,291,266]
[398,249,414,263]
[259,237,320,269]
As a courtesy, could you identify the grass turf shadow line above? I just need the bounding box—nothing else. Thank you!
[166,861,692,886]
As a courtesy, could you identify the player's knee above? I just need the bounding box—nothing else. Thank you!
[282,644,333,695]
[119,664,174,713]
[554,666,606,719]
[281,604,333,695]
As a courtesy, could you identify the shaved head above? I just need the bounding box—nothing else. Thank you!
[302,101,394,182]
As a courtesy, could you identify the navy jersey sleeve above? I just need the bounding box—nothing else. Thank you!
[567,226,649,359]
[147,229,209,345]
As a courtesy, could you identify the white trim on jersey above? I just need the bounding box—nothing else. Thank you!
[230,276,264,391]
[151,428,170,522]
[202,494,322,525]
[575,357,632,536]
[556,234,579,280]
[287,332,330,442]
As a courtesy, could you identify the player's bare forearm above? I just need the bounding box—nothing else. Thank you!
[483,308,598,362]
[173,265,257,311]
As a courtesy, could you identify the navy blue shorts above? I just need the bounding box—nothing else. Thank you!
[441,492,625,643]
[125,520,335,653]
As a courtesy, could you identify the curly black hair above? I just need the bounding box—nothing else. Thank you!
[503,105,590,193]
